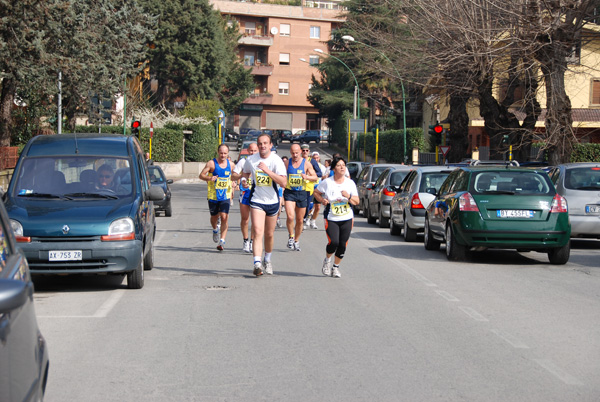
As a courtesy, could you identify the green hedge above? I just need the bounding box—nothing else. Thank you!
[73,123,218,162]
[571,144,600,162]
[356,127,425,163]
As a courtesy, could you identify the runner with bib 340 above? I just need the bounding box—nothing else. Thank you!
[313,156,359,278]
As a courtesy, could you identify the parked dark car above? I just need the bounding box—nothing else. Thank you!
[4,133,165,289]
[292,129,321,144]
[365,166,412,227]
[355,163,402,214]
[224,129,238,141]
[236,129,261,150]
[276,129,294,143]
[0,197,49,402]
[423,165,570,263]
[148,165,173,217]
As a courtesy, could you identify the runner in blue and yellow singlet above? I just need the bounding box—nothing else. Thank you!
[284,144,318,251]
[199,144,235,251]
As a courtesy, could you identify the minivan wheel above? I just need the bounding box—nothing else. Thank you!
[548,242,570,265]
[446,224,467,261]
[424,217,440,250]
[127,250,145,289]
[165,201,172,217]
[144,240,154,271]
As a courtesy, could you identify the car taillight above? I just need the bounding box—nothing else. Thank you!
[383,187,395,197]
[410,193,424,209]
[458,192,479,212]
[550,194,568,213]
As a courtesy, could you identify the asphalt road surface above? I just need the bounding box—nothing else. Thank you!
[33,158,600,401]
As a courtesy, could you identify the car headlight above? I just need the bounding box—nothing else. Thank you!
[10,219,23,236]
[102,218,135,241]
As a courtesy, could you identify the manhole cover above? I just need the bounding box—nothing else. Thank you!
[205,286,233,291]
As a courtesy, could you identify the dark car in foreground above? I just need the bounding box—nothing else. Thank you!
[148,165,173,217]
[4,133,165,289]
[423,165,570,264]
[0,197,49,402]
[549,163,600,239]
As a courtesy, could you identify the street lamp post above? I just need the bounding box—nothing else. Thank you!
[313,48,360,119]
[342,35,407,163]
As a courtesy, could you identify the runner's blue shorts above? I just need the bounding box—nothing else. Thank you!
[208,199,230,216]
[283,189,308,209]
[249,201,280,217]
[239,190,251,206]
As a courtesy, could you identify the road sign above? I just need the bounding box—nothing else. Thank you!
[439,146,450,156]
[217,109,226,127]
[349,119,366,132]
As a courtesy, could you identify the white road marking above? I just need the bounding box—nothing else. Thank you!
[38,290,125,319]
[353,233,437,287]
[534,359,583,385]
[435,290,459,302]
[458,306,489,322]
[490,329,529,349]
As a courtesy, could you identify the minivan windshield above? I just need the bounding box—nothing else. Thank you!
[13,156,133,199]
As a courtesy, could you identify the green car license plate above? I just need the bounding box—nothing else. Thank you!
[585,205,600,214]
[497,210,533,218]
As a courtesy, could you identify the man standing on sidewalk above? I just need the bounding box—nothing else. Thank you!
[242,134,287,276]
[199,144,235,251]
[284,144,318,251]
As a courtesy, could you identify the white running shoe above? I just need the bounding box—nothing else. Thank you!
[303,220,309,230]
[249,240,253,252]
[310,220,318,229]
[242,240,250,253]
[322,259,331,276]
[287,237,294,249]
[293,241,301,251]
[276,218,282,228]
[332,266,341,278]
[253,261,263,276]
[212,230,219,243]
[263,260,273,275]
[217,239,225,251]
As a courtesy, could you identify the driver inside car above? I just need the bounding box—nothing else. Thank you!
[96,164,116,190]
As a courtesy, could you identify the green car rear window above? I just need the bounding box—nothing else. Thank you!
[472,171,551,194]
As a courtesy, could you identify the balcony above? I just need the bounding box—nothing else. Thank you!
[243,93,273,105]
[238,34,273,47]
[243,64,274,76]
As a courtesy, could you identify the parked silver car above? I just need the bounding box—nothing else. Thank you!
[389,166,454,241]
[356,163,402,215]
[365,166,412,227]
[548,162,600,238]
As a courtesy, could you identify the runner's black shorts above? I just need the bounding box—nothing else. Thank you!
[283,189,308,208]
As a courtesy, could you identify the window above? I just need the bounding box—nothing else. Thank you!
[592,79,600,105]
[310,26,320,39]
[567,41,581,65]
[309,55,320,65]
[279,82,289,95]
[244,53,255,66]
[280,24,290,36]
[279,53,290,65]
[245,22,256,35]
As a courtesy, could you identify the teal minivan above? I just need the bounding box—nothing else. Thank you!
[3,133,164,289]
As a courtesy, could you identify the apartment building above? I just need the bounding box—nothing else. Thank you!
[210,0,344,133]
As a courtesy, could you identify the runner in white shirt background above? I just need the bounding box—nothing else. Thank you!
[313,156,359,278]
[232,142,259,253]
[242,134,287,276]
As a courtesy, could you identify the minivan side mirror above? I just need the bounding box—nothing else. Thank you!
[167,179,174,185]
[146,186,165,201]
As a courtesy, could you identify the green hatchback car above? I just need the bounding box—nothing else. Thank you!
[423,165,571,264]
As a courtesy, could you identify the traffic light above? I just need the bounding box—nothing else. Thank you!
[428,123,443,145]
[131,120,141,138]
[502,134,509,145]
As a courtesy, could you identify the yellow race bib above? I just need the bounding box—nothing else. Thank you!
[331,201,351,217]
[256,170,272,187]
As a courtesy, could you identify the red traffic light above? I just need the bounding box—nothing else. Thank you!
[131,121,141,129]
[433,125,443,134]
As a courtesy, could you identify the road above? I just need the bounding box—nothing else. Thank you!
[33,145,600,401]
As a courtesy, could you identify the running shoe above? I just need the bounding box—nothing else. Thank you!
[253,261,263,276]
[249,240,253,252]
[276,218,282,228]
[242,239,250,253]
[332,266,341,278]
[212,229,219,243]
[287,237,294,249]
[217,239,225,251]
[263,260,273,275]
[322,258,331,276]
[293,242,301,251]
[303,221,309,230]
[310,220,318,229]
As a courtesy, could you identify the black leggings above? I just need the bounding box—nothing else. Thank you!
[325,219,353,259]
